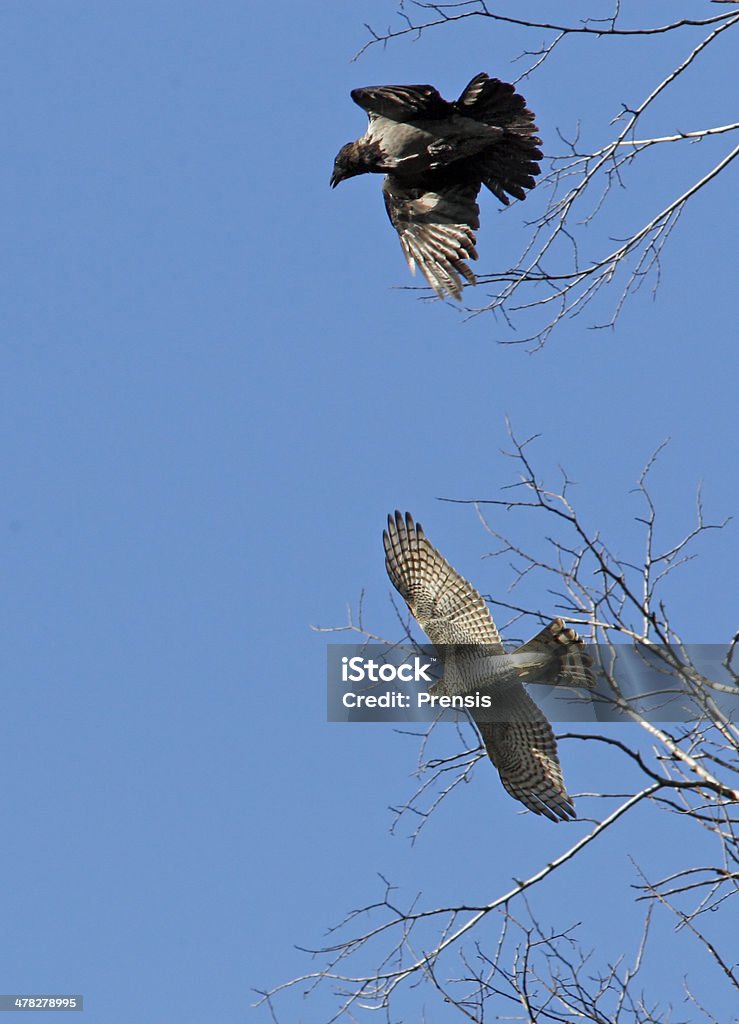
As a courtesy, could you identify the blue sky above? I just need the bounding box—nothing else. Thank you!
[1,3,737,1022]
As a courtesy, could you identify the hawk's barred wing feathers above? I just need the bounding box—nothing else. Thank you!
[383,510,503,649]
[478,690,576,822]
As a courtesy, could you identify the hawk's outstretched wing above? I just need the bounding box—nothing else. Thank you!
[477,686,576,822]
[382,178,480,300]
[383,510,503,649]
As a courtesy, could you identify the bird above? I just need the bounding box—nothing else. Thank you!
[330,73,542,300]
[383,511,594,821]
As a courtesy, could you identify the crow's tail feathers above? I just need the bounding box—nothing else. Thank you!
[457,73,543,204]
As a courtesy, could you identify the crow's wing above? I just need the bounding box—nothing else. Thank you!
[351,84,453,122]
[382,176,480,300]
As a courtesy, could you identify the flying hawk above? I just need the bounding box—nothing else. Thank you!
[331,73,542,300]
[383,512,594,821]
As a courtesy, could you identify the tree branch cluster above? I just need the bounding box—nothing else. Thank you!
[359,3,739,346]
[260,430,738,1023]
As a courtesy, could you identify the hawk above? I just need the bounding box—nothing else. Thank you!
[330,73,541,300]
[383,512,594,821]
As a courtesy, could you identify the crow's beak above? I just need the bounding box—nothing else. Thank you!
[329,170,340,188]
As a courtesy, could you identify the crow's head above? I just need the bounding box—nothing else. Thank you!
[330,143,362,188]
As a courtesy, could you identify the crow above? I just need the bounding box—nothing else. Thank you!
[331,73,542,300]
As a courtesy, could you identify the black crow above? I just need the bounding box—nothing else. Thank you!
[331,73,542,300]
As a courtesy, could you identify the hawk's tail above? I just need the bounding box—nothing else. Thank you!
[516,619,595,689]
